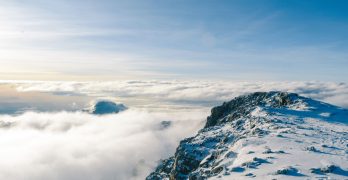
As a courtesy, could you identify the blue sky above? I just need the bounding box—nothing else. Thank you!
[0,0,347,81]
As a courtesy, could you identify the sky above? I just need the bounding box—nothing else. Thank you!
[0,0,348,81]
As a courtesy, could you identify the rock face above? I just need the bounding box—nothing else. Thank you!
[147,91,348,180]
[88,100,127,115]
[205,92,294,128]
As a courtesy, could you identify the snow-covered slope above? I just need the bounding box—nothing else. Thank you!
[147,92,348,179]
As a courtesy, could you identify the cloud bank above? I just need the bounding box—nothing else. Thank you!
[0,109,206,180]
[6,80,348,108]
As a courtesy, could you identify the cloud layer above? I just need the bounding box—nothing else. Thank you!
[0,109,206,180]
[7,80,348,108]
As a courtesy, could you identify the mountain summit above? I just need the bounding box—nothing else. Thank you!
[86,100,127,115]
[147,92,348,179]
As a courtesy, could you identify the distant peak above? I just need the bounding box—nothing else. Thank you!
[86,100,127,115]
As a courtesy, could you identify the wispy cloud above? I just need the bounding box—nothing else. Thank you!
[1,1,347,81]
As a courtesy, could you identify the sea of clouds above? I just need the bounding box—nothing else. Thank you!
[0,80,347,179]
[0,109,206,180]
[6,80,348,108]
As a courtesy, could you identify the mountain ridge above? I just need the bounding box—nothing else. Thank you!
[147,91,348,179]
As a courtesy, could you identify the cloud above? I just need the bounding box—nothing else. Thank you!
[7,80,348,108]
[0,109,207,180]
[1,1,348,81]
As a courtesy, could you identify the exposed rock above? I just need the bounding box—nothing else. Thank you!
[230,166,245,172]
[146,157,174,180]
[310,165,339,174]
[245,172,256,177]
[204,92,297,128]
[146,91,348,179]
[305,146,319,152]
[274,166,300,176]
[160,121,172,129]
[241,157,270,169]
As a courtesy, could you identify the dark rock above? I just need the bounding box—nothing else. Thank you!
[245,173,256,177]
[230,167,245,172]
[310,165,339,174]
[275,166,299,175]
[211,166,223,174]
[159,121,172,129]
[306,146,319,152]
[146,157,174,180]
[263,148,285,154]
[204,92,298,128]
[241,157,270,169]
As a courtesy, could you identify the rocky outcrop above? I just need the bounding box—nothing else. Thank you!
[205,91,298,128]
[147,91,348,179]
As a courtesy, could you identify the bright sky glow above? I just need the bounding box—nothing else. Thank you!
[0,0,347,81]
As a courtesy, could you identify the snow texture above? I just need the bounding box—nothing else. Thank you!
[147,92,348,179]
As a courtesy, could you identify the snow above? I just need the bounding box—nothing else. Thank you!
[148,92,348,179]
[212,100,348,179]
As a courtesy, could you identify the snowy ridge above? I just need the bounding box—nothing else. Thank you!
[147,92,348,179]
